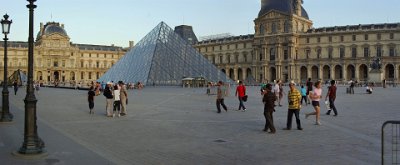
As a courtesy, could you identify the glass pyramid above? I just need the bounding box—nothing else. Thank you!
[98,22,232,86]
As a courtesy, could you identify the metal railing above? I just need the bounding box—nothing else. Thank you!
[382,120,400,165]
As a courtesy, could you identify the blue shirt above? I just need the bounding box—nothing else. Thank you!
[300,88,307,96]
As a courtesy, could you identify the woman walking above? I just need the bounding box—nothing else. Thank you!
[113,84,121,117]
[306,81,322,125]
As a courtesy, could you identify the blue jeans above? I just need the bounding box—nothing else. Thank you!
[238,96,246,110]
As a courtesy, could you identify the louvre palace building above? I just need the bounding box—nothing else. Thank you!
[0,22,130,85]
[195,0,400,84]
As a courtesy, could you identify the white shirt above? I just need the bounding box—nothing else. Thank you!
[274,84,280,95]
[114,89,121,101]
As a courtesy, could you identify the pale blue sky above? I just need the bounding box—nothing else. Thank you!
[1,0,400,47]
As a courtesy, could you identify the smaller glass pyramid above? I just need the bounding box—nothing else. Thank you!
[98,22,232,86]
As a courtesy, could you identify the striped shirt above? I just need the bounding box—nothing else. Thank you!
[288,88,301,109]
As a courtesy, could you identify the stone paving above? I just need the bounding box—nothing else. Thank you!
[0,85,399,165]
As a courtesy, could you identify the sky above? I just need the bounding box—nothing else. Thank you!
[1,0,400,47]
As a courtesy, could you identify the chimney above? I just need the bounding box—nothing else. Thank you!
[40,22,44,34]
[129,41,134,48]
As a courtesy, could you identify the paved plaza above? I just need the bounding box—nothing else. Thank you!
[0,85,399,164]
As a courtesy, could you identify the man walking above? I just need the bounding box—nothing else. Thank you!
[285,81,303,130]
[119,81,128,116]
[216,81,228,113]
[235,81,247,111]
[325,80,338,116]
[262,84,277,133]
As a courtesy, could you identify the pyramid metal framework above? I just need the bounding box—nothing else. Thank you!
[8,69,27,86]
[98,22,231,86]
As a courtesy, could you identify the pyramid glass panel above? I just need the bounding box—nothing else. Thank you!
[98,22,232,86]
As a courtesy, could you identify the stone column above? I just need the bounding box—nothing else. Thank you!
[243,67,247,80]
[234,68,238,81]
[355,64,360,81]
[343,64,348,81]
[307,65,312,80]
[330,65,335,80]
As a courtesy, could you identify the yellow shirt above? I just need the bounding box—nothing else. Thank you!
[288,88,301,109]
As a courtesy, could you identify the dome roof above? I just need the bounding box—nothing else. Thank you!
[36,22,68,40]
[43,23,68,36]
[258,0,309,19]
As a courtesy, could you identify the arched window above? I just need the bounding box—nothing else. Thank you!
[259,24,265,35]
[270,48,276,61]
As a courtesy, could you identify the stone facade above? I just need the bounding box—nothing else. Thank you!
[0,22,130,86]
[195,1,400,84]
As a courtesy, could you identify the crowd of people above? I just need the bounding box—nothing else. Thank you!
[214,78,341,134]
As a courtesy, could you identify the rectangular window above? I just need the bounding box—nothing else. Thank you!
[317,49,321,59]
[219,56,223,64]
[317,37,321,43]
[306,50,310,59]
[390,33,394,39]
[54,61,58,67]
[352,35,356,41]
[306,38,310,43]
[244,43,247,49]
[352,47,357,58]
[259,53,263,61]
[81,72,84,79]
[328,48,333,58]
[377,34,381,40]
[96,62,100,68]
[81,61,84,68]
[340,47,345,58]
[364,34,368,40]
[62,60,65,67]
[284,50,288,60]
[88,72,92,79]
[329,36,332,42]
[364,47,369,57]
[389,47,395,57]
[227,45,230,50]
[340,36,344,42]
[376,46,382,57]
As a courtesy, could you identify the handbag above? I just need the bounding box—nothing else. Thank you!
[243,95,248,102]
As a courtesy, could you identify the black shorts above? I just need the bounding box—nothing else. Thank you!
[312,101,320,107]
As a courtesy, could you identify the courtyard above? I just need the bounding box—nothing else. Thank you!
[0,85,398,164]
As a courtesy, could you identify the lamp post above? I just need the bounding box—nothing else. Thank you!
[17,0,46,155]
[0,14,13,122]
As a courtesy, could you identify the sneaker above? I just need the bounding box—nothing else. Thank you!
[333,114,338,117]
[112,113,115,118]
[326,112,330,115]
[242,109,246,112]
[118,113,121,117]
[316,121,321,125]
[297,127,303,130]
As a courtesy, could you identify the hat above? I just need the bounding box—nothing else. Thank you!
[289,80,296,85]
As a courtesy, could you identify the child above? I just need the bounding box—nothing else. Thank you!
[88,86,96,114]
[300,85,307,105]
[113,85,121,117]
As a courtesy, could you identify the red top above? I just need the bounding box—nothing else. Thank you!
[236,85,246,97]
[328,85,337,100]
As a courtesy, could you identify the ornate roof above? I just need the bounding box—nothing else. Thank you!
[258,0,309,19]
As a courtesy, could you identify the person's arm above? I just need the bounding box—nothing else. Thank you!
[325,87,331,100]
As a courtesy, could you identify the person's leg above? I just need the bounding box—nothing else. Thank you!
[294,110,302,129]
[216,99,222,113]
[268,111,276,133]
[330,99,338,116]
[315,106,321,124]
[264,112,269,131]
[121,98,127,115]
[286,109,293,129]
[221,99,227,111]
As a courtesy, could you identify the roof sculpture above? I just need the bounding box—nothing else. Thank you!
[98,22,232,86]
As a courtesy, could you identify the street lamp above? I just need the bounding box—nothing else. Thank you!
[17,0,46,155]
[0,13,13,122]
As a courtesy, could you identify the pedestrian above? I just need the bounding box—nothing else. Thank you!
[325,80,338,116]
[300,85,307,105]
[349,80,355,94]
[306,81,322,125]
[216,81,228,113]
[113,84,121,117]
[306,78,313,104]
[285,81,303,130]
[35,82,40,93]
[235,81,247,111]
[13,80,18,95]
[274,80,281,106]
[262,83,277,133]
[103,82,114,117]
[278,83,285,106]
[88,86,96,114]
[119,81,128,116]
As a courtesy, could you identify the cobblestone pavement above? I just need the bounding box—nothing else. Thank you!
[0,85,398,165]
